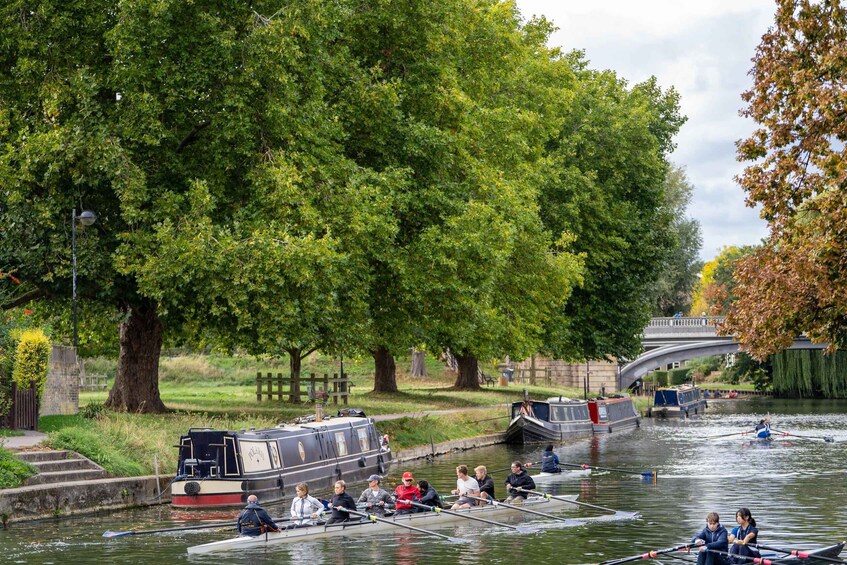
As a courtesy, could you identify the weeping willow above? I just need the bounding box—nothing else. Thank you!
[771,350,847,398]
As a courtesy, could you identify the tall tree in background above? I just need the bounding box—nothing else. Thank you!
[653,165,703,316]
[690,246,756,316]
[724,0,847,359]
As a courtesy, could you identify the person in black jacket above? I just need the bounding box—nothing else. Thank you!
[236,495,279,536]
[326,480,358,524]
[540,445,561,473]
[504,461,536,503]
[474,465,496,500]
[417,480,443,509]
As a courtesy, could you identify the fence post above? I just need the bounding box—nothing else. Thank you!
[266,372,273,401]
[341,374,348,406]
[256,372,262,402]
[331,373,338,406]
[276,373,283,401]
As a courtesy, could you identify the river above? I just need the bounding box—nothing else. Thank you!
[2,398,846,564]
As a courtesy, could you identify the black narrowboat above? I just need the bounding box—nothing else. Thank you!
[504,397,595,444]
[171,414,391,507]
[587,394,640,433]
[647,384,708,419]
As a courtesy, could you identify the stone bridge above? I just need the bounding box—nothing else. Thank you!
[617,317,826,391]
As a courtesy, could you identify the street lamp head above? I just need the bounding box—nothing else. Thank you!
[77,210,96,226]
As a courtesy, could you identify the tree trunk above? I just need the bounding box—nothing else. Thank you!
[373,346,398,392]
[410,349,427,378]
[288,348,302,403]
[454,351,481,390]
[105,304,167,413]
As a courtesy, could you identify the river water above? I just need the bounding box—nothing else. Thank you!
[2,399,846,565]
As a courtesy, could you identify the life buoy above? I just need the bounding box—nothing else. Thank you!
[184,481,201,495]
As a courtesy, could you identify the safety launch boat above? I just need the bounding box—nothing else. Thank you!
[171,414,391,507]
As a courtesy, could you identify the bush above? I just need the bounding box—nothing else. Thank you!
[650,370,668,387]
[12,329,50,397]
[669,368,691,385]
[0,446,37,488]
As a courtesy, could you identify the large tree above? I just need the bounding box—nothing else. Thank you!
[724,0,847,359]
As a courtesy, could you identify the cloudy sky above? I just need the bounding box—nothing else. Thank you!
[515,0,776,261]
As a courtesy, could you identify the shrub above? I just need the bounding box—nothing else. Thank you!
[650,370,668,387]
[0,446,37,488]
[12,329,50,397]
[669,368,691,385]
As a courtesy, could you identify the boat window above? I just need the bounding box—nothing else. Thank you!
[357,427,369,452]
[334,432,348,456]
[598,404,608,421]
[240,440,273,473]
[269,442,281,469]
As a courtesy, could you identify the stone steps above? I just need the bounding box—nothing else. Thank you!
[16,450,107,485]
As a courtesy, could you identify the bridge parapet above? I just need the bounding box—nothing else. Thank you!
[644,317,726,339]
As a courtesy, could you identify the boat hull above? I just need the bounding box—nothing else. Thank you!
[588,395,641,434]
[529,469,591,483]
[187,494,580,554]
[766,542,844,564]
[504,415,594,444]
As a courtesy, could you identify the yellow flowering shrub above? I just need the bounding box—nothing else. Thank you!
[11,329,50,397]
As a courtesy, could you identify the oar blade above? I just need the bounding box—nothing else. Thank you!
[102,530,133,538]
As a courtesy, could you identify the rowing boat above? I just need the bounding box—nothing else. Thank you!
[529,468,591,483]
[187,494,578,554]
[762,542,844,564]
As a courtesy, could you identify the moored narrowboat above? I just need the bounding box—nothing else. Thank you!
[588,394,640,433]
[647,384,707,419]
[504,397,594,444]
[171,414,391,508]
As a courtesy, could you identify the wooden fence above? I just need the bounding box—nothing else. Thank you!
[256,372,352,405]
[514,367,552,386]
[6,383,38,431]
[79,374,108,390]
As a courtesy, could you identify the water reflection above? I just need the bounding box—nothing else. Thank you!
[2,399,847,564]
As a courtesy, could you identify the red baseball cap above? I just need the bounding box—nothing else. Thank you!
[402,472,414,480]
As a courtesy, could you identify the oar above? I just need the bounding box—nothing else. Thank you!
[519,488,638,516]
[598,543,692,565]
[702,429,757,440]
[558,462,656,479]
[337,507,467,543]
[464,494,571,523]
[770,427,835,443]
[489,461,541,474]
[103,515,289,538]
[704,548,774,564]
[751,544,847,564]
[399,498,536,533]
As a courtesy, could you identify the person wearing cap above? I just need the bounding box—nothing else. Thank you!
[289,482,325,527]
[357,474,394,517]
[393,471,422,514]
[450,464,481,509]
[237,494,279,536]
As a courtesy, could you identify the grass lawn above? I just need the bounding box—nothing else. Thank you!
[41,352,588,478]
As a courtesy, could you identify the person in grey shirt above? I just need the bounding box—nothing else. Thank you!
[357,474,394,517]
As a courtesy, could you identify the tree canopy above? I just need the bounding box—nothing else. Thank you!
[724,0,847,359]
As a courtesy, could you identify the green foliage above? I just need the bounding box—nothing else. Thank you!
[687,355,722,378]
[649,370,668,387]
[669,368,691,385]
[48,426,147,477]
[11,329,50,397]
[771,350,847,399]
[0,447,37,488]
[722,352,770,386]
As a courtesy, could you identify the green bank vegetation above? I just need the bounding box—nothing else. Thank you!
[42,353,587,477]
[0,447,36,488]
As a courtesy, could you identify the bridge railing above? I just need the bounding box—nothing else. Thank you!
[646,316,725,328]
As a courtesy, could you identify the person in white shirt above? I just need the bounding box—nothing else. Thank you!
[289,482,325,527]
[450,464,480,509]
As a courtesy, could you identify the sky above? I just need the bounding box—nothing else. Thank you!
[515,0,776,261]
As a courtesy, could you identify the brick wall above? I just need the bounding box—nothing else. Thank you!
[40,345,79,416]
[513,357,620,394]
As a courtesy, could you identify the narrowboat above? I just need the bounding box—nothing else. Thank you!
[647,384,708,419]
[171,414,391,508]
[504,397,595,444]
[588,394,640,433]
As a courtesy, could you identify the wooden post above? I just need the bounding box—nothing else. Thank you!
[256,372,262,402]
[266,372,272,401]
[276,373,283,400]
[530,355,537,386]
[340,374,348,406]
[331,373,338,405]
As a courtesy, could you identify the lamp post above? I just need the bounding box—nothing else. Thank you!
[72,209,96,351]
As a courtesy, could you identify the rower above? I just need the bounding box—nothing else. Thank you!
[451,465,480,509]
[754,417,771,439]
[691,511,729,565]
[326,480,357,524]
[540,445,561,474]
[473,465,495,501]
[504,461,535,504]
[236,494,279,536]
[289,482,325,527]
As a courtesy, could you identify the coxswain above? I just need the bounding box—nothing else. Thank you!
[236,494,279,536]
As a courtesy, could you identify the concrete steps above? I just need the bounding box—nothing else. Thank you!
[16,450,107,485]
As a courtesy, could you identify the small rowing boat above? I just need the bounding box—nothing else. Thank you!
[529,468,591,483]
[187,494,579,554]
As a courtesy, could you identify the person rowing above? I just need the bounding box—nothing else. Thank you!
[503,461,535,504]
[417,479,443,508]
[540,444,561,474]
[754,417,771,439]
[236,494,280,536]
[451,465,480,509]
[727,507,760,564]
[326,480,357,524]
[393,471,422,515]
[691,511,729,565]
[474,465,495,501]
[357,474,394,517]
[289,482,325,527]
